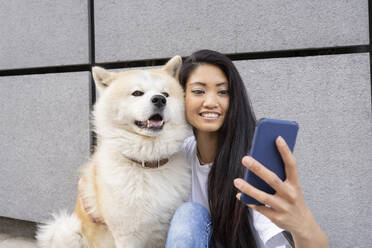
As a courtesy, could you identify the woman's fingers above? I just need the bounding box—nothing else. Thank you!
[236,192,284,226]
[248,204,278,221]
[241,156,290,197]
[234,178,280,208]
[276,136,299,185]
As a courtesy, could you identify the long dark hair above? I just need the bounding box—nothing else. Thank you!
[179,50,257,248]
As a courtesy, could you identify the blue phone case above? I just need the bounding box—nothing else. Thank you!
[240,118,299,205]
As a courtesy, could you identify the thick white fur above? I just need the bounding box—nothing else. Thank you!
[36,56,192,248]
[36,211,86,248]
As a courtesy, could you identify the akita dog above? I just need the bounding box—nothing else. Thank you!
[36,56,191,248]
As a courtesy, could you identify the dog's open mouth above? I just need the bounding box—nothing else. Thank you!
[135,114,164,131]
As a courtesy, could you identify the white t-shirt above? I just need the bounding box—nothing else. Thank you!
[182,136,291,248]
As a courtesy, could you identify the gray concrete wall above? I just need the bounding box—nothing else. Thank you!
[0,72,91,222]
[0,1,89,70]
[0,1,371,247]
[94,0,369,61]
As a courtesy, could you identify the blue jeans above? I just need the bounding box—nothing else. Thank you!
[166,202,213,248]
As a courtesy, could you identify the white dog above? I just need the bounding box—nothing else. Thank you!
[36,56,191,248]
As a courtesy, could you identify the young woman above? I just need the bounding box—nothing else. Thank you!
[165,50,328,248]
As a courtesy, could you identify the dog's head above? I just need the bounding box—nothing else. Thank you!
[92,56,187,139]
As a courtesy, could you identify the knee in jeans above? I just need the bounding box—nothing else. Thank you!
[172,202,209,222]
[167,202,212,248]
[170,202,210,233]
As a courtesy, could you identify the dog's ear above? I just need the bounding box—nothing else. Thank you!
[92,66,115,93]
[163,55,182,79]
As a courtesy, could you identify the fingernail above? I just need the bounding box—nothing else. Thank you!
[234,178,242,187]
[278,136,285,145]
[244,156,253,166]
[236,193,241,200]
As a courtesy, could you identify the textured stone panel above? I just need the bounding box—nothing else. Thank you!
[95,0,368,62]
[0,72,91,222]
[0,1,89,70]
[235,53,371,248]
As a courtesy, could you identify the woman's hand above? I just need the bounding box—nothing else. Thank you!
[233,136,328,248]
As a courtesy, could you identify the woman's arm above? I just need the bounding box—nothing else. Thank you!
[233,136,328,248]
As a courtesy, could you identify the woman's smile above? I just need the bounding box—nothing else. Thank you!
[199,112,221,120]
[185,64,229,133]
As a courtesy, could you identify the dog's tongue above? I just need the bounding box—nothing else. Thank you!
[147,120,163,127]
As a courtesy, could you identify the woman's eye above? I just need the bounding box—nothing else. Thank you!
[191,90,204,94]
[132,90,144,96]
[218,90,229,95]
[162,92,169,97]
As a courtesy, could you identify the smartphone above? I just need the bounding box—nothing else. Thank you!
[240,118,299,205]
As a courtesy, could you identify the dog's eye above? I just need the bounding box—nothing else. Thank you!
[162,92,169,97]
[132,91,144,97]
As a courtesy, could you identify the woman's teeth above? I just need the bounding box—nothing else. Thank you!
[201,113,219,118]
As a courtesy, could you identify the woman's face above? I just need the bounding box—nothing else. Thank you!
[185,64,230,134]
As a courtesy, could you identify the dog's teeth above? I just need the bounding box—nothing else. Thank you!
[147,120,150,127]
[147,120,164,127]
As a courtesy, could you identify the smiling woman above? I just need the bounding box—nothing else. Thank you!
[185,64,230,135]
[165,50,328,248]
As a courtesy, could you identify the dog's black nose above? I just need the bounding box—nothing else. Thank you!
[151,95,167,109]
